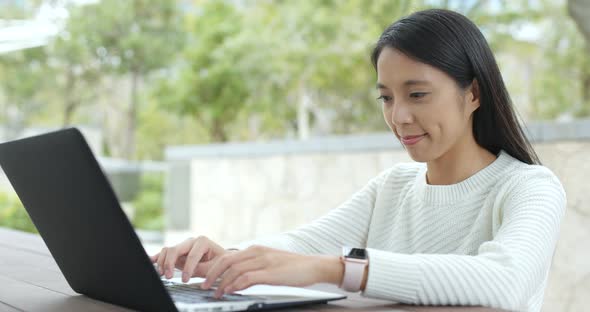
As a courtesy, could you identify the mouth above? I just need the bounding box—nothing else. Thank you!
[400,133,427,145]
[401,134,427,140]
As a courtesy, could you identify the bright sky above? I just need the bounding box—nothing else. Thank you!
[0,0,98,54]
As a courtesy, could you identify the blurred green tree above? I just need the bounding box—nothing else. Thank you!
[0,47,47,138]
[41,5,102,127]
[1,0,588,157]
[68,0,184,159]
[153,1,253,142]
[568,0,590,116]
[152,0,412,143]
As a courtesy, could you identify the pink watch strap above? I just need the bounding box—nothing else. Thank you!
[339,257,368,292]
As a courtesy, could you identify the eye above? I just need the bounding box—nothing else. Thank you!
[410,92,429,99]
[376,95,393,103]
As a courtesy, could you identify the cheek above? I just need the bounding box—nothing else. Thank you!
[433,116,464,144]
[425,102,463,138]
[382,107,395,129]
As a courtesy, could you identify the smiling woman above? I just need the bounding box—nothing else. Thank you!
[370,8,539,184]
[152,9,566,312]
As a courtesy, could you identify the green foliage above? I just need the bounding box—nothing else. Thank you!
[0,47,48,128]
[72,0,184,76]
[0,192,37,234]
[136,97,209,160]
[131,172,164,231]
[41,10,102,126]
[153,0,252,142]
[530,4,590,119]
[68,0,185,159]
[1,0,590,158]
[0,0,186,159]
[151,0,412,142]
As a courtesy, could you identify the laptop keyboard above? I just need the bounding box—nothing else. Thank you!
[163,280,261,304]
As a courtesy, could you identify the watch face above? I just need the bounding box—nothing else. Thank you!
[345,248,367,259]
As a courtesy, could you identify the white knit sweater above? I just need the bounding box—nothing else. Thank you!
[233,150,566,312]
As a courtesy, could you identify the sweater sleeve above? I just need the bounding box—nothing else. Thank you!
[361,168,566,311]
[229,168,393,255]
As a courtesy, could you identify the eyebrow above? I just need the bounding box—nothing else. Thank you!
[376,80,431,89]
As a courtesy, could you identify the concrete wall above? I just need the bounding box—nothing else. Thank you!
[165,119,590,311]
[535,141,590,311]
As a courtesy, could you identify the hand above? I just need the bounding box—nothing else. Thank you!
[150,236,233,282]
[200,245,331,298]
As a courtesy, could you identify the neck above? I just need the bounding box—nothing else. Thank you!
[426,135,497,186]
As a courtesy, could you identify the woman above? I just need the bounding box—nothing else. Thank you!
[151,9,566,312]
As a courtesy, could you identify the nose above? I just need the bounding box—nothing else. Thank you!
[390,101,414,126]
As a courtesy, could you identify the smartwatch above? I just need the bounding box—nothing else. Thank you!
[339,246,368,292]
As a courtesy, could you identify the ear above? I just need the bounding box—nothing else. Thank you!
[466,79,480,114]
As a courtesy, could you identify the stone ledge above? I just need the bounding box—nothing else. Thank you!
[166,119,590,160]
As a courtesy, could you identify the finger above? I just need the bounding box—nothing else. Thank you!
[193,260,214,277]
[222,270,269,298]
[150,253,160,263]
[181,242,210,283]
[157,248,167,276]
[163,240,195,279]
[202,250,256,290]
[175,255,187,271]
[163,247,178,279]
[214,258,265,298]
[179,260,214,283]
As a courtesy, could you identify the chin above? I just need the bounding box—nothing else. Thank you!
[408,154,429,163]
[405,149,431,163]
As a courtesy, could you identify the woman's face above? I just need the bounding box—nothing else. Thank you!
[376,47,479,162]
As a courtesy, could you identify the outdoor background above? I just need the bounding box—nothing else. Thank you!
[0,0,589,311]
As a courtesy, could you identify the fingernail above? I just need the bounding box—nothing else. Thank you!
[201,282,208,289]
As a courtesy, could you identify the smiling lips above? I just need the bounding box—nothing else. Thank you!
[401,133,427,145]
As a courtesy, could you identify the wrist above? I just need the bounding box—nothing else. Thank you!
[311,255,344,285]
[340,247,369,292]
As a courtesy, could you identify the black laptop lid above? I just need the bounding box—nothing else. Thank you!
[0,128,177,312]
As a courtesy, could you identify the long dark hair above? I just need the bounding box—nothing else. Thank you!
[371,9,541,165]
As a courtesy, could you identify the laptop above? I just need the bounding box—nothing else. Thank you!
[0,128,346,312]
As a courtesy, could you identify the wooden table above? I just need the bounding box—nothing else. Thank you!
[0,227,505,312]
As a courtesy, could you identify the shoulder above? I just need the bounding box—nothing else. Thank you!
[498,160,565,197]
[494,157,566,217]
